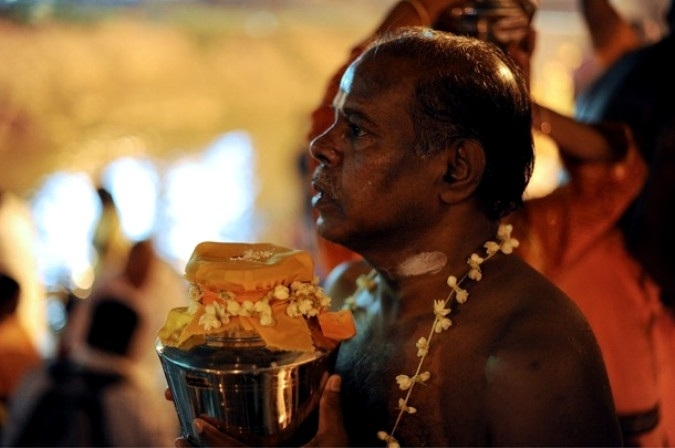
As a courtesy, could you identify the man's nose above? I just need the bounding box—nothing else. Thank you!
[309,126,340,168]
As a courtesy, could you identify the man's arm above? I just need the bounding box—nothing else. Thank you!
[532,101,631,163]
[580,0,641,69]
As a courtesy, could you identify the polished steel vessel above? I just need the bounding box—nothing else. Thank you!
[157,334,336,447]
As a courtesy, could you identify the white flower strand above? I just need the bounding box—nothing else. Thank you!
[188,276,331,331]
[377,224,519,448]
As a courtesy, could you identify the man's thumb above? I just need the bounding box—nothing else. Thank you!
[315,374,348,446]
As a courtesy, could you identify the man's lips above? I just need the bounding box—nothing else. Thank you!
[311,177,336,209]
[311,186,332,208]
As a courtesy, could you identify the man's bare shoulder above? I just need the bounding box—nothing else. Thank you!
[479,254,603,364]
[469,255,622,446]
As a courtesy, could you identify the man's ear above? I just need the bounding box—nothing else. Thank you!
[439,139,485,205]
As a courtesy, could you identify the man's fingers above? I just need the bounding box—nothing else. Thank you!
[194,417,246,447]
[320,375,343,419]
[315,374,349,446]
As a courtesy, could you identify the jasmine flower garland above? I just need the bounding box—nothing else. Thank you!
[347,224,519,448]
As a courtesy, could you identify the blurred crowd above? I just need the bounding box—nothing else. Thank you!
[0,188,187,446]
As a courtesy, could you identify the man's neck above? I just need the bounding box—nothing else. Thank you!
[361,219,500,312]
[362,215,497,280]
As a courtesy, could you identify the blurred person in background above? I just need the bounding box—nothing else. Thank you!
[92,187,131,281]
[508,112,671,446]
[3,238,186,446]
[0,191,50,359]
[573,0,644,96]
[576,0,675,315]
[575,0,675,442]
[64,238,187,425]
[0,190,47,440]
[0,272,40,441]
[299,0,673,444]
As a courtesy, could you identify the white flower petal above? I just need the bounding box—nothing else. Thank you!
[447,275,458,288]
[396,375,412,390]
[456,289,469,304]
[273,285,290,300]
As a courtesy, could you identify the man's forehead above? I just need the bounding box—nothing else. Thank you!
[334,89,347,111]
[338,54,413,100]
[333,55,415,125]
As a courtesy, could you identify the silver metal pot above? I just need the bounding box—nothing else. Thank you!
[157,334,337,447]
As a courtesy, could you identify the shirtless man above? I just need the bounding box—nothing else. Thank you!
[189,28,622,447]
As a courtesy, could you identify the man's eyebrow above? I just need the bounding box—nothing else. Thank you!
[332,90,378,128]
[341,106,366,120]
[342,105,379,130]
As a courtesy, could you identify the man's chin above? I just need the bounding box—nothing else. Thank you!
[316,223,349,247]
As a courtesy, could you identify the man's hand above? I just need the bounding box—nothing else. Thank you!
[305,375,349,447]
[166,387,245,447]
[174,416,246,448]
[166,376,349,447]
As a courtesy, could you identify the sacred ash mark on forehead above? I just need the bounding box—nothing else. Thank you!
[335,62,357,110]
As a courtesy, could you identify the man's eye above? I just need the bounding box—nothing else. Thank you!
[348,122,366,138]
